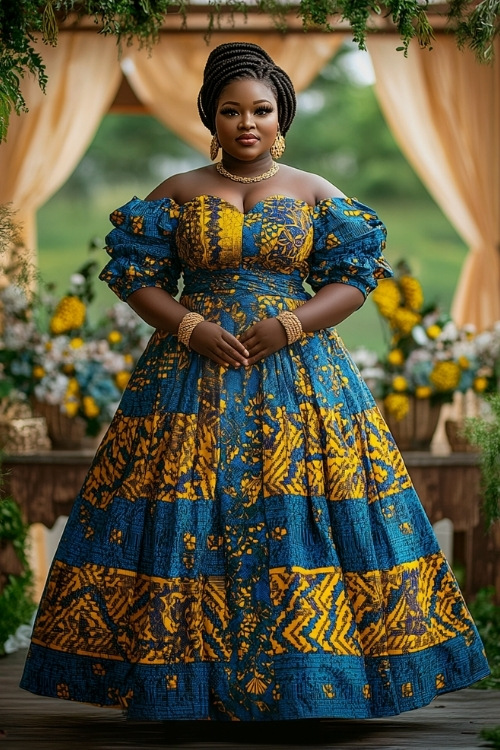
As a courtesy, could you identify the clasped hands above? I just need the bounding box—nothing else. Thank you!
[189,318,287,367]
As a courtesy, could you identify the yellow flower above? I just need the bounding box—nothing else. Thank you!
[391,308,421,336]
[371,279,401,319]
[415,385,432,399]
[426,324,441,340]
[458,356,470,370]
[69,337,84,349]
[108,330,122,345]
[392,376,408,392]
[64,400,79,418]
[429,361,461,392]
[83,396,100,419]
[32,365,45,379]
[115,371,130,390]
[387,349,404,366]
[399,275,423,312]
[66,377,80,396]
[123,353,134,365]
[473,376,488,393]
[384,393,410,421]
[50,296,86,334]
[63,363,75,375]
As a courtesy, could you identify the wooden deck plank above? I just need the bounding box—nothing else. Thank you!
[1,649,498,749]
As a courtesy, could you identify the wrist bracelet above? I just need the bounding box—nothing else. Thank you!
[177,312,205,349]
[276,311,303,345]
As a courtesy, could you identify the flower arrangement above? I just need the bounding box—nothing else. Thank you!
[366,262,499,421]
[0,248,151,439]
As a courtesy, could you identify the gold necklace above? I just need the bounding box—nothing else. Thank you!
[216,161,279,183]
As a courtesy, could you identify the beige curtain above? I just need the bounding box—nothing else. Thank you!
[124,33,346,155]
[368,36,500,329]
[0,33,122,254]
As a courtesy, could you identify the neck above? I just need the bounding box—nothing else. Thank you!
[219,152,274,177]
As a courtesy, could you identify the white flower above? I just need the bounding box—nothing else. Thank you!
[412,325,428,346]
[0,284,29,314]
[350,346,379,368]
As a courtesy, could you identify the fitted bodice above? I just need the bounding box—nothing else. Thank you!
[175,195,314,278]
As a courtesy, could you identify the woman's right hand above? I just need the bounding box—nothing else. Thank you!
[189,321,249,368]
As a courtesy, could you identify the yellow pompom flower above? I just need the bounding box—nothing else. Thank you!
[69,337,84,349]
[108,330,122,345]
[387,348,404,366]
[458,356,470,370]
[83,396,100,419]
[371,279,401,319]
[50,296,86,335]
[429,361,461,392]
[415,385,432,399]
[392,376,408,392]
[66,377,80,396]
[384,393,410,421]
[123,353,134,365]
[115,371,131,390]
[399,275,424,312]
[33,365,45,379]
[426,325,442,340]
[473,376,488,393]
[391,308,421,336]
[64,400,79,418]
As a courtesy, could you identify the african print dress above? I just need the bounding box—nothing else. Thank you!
[21,195,489,721]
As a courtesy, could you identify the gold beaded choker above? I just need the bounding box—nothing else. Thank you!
[216,161,279,183]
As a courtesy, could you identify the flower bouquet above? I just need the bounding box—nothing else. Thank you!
[0,250,151,448]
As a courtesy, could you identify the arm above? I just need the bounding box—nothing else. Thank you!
[127,287,249,368]
[240,283,363,366]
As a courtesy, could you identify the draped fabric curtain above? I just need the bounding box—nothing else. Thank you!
[0,33,122,255]
[368,36,500,330]
[124,33,346,155]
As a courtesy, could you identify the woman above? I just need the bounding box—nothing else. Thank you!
[21,41,489,721]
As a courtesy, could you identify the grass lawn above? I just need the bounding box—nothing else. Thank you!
[37,185,468,353]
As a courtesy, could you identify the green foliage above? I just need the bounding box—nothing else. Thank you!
[481,725,500,748]
[464,394,500,529]
[1,0,499,142]
[468,587,500,690]
[0,489,35,655]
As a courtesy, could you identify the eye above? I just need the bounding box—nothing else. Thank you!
[220,107,239,116]
[255,106,274,116]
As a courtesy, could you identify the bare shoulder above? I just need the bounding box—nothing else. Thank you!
[145,167,213,202]
[279,165,345,204]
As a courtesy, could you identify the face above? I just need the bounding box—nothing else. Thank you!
[214,78,279,161]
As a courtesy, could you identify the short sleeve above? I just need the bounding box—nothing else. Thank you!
[308,197,393,298]
[99,196,181,301]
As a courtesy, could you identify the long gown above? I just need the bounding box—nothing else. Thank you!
[21,194,489,721]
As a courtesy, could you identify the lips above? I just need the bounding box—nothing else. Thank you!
[236,134,259,144]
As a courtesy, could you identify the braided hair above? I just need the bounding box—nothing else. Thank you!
[198,42,297,136]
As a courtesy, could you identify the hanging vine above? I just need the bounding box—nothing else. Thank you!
[0,0,499,142]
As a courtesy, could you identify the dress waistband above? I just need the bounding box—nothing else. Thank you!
[182,268,309,300]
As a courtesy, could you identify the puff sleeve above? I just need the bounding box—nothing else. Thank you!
[308,197,393,298]
[99,196,181,301]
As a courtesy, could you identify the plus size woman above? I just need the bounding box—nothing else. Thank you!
[21,42,489,721]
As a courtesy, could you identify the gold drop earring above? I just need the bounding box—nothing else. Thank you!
[270,129,285,159]
[210,134,220,161]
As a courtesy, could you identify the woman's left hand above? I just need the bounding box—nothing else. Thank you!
[239,318,288,365]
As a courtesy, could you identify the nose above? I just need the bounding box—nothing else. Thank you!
[239,110,255,130]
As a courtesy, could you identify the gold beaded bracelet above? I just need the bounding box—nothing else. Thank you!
[276,311,303,345]
[177,312,205,349]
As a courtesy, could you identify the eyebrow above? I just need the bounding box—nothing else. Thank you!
[219,99,273,106]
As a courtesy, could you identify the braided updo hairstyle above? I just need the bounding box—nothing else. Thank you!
[198,42,297,136]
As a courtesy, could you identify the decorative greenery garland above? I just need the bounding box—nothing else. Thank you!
[0,0,499,142]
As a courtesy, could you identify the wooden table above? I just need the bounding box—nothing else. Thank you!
[2,450,499,601]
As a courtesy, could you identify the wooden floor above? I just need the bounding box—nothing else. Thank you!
[1,649,498,749]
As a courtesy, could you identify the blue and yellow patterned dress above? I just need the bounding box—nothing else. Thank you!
[21,195,489,720]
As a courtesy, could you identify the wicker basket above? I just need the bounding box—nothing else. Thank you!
[32,400,87,450]
[384,397,441,451]
[445,419,478,453]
